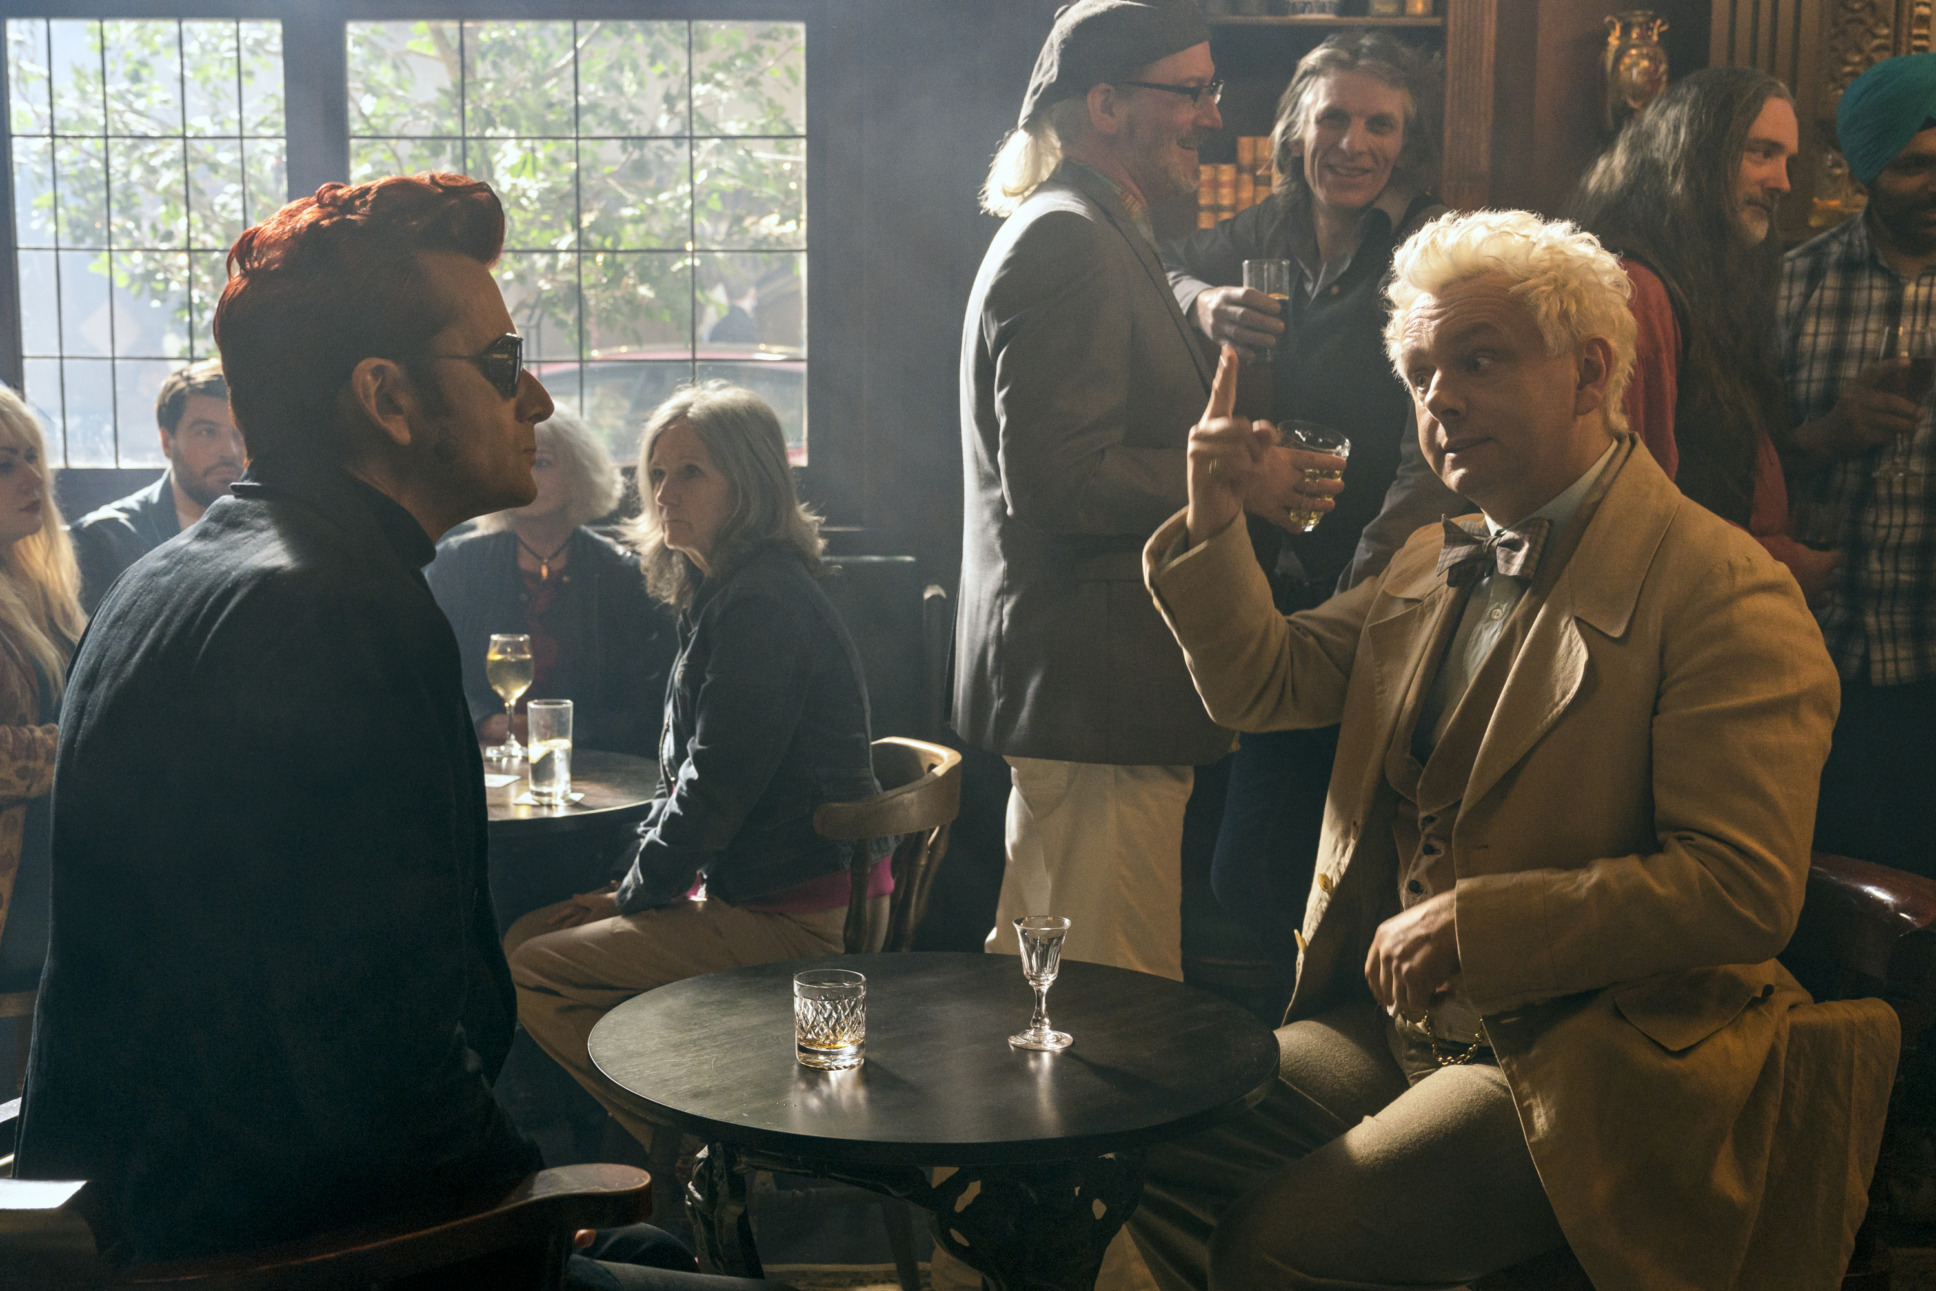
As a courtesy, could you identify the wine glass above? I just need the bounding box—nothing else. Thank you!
[1009,915,1073,1052]
[484,633,533,761]
[1874,324,1934,481]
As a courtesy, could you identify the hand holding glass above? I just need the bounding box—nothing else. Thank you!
[1875,325,1934,480]
[796,968,866,1069]
[1009,915,1073,1051]
[484,634,533,761]
[526,699,573,805]
[1280,421,1351,533]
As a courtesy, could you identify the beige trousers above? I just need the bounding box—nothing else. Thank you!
[506,896,861,1148]
[1128,999,1568,1291]
[986,757,1193,981]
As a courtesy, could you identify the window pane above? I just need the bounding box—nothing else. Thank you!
[61,357,114,465]
[112,250,191,359]
[580,361,690,459]
[497,251,578,362]
[8,21,52,137]
[461,22,574,138]
[189,250,227,360]
[17,250,59,356]
[471,137,576,249]
[348,22,460,138]
[584,251,691,357]
[103,20,183,138]
[243,138,286,228]
[349,137,463,184]
[691,22,805,136]
[54,137,107,248]
[181,21,239,136]
[694,138,804,250]
[14,136,55,247]
[240,22,283,137]
[185,138,244,249]
[580,139,688,250]
[59,249,111,356]
[698,359,803,462]
[577,22,687,137]
[697,252,803,352]
[21,359,63,455]
[49,21,104,138]
[109,137,187,250]
[115,358,173,465]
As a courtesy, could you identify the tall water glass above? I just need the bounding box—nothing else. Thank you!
[526,699,573,804]
[1242,259,1293,351]
[1009,915,1073,1051]
[795,968,866,1069]
[1875,324,1935,480]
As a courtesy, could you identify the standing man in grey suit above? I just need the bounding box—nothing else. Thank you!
[957,0,1339,980]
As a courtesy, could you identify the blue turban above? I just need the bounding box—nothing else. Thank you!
[1838,53,1936,185]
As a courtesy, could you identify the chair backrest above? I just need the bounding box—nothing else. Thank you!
[1783,851,1936,1051]
[813,737,964,954]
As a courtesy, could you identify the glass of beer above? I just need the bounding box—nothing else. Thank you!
[1875,325,1934,480]
[1008,915,1074,1051]
[795,968,866,1069]
[1281,421,1352,533]
[1242,259,1292,352]
[484,634,533,761]
[526,699,573,805]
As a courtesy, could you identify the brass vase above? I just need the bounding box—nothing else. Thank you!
[1604,10,1670,134]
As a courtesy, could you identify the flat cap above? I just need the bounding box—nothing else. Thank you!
[1019,0,1211,128]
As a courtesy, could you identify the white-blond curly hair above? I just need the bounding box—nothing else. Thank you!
[1382,208,1637,433]
[473,407,622,533]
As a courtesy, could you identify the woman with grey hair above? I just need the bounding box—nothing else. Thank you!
[502,381,885,1153]
[1160,30,1447,1000]
[427,407,674,762]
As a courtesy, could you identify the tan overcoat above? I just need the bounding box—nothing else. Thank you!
[1144,437,1899,1291]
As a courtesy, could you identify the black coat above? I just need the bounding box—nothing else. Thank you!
[69,471,180,615]
[426,527,675,758]
[17,460,538,1263]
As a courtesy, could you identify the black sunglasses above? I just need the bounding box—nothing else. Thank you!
[433,332,524,399]
[1120,78,1223,108]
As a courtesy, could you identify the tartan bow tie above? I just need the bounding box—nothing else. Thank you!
[1434,517,1552,588]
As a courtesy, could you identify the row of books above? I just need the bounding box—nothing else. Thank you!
[1197,136,1277,228]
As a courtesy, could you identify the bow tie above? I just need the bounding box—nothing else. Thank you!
[1434,517,1552,588]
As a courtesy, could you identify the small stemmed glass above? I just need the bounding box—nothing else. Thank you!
[1009,915,1073,1052]
[484,633,533,762]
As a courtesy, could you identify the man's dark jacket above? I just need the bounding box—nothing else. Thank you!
[16,459,538,1263]
[426,526,675,759]
[69,470,180,615]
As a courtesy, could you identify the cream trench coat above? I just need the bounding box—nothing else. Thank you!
[1144,436,1899,1291]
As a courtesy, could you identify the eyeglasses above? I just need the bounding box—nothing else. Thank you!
[1120,78,1223,108]
[433,333,524,399]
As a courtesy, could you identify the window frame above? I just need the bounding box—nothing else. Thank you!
[0,0,864,524]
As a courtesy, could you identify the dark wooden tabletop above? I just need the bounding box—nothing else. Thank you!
[586,952,1281,1167]
[484,748,659,839]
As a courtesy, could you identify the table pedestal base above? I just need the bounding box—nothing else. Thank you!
[687,1143,1147,1291]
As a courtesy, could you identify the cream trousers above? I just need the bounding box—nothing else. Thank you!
[986,756,1193,981]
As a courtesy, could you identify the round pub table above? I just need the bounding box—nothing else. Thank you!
[483,748,659,840]
[587,951,1280,1290]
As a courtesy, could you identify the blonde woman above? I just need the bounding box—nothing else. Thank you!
[427,408,675,759]
[0,386,84,1047]
[505,382,884,1149]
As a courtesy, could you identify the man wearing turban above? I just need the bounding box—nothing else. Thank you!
[1778,52,1936,878]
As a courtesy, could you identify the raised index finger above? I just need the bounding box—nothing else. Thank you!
[1203,344,1239,423]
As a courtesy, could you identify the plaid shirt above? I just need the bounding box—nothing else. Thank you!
[1779,213,1936,684]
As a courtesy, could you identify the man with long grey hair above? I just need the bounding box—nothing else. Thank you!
[956,0,1337,996]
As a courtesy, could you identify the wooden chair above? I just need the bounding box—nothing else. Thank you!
[818,736,965,956]
[0,1099,651,1290]
[1477,851,1936,1290]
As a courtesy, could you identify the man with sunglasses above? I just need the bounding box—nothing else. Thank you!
[957,0,1334,1018]
[16,174,558,1265]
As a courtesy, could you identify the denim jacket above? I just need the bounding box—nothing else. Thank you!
[616,540,881,910]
